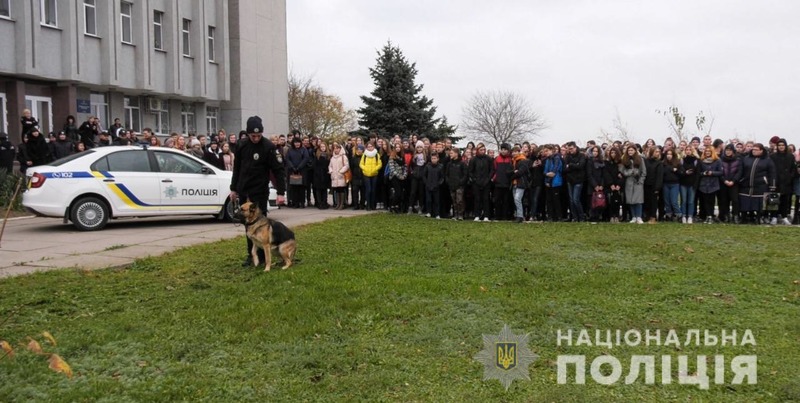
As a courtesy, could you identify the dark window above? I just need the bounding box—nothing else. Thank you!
[105,151,152,172]
[155,151,205,174]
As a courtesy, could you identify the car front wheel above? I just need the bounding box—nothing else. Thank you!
[70,197,110,231]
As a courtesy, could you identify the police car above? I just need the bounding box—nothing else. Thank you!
[23,146,276,231]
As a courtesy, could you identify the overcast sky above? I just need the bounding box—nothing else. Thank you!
[286,1,800,145]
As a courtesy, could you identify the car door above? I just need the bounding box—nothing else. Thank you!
[90,149,161,215]
[153,150,223,213]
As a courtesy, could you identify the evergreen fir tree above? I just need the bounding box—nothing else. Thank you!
[358,42,440,139]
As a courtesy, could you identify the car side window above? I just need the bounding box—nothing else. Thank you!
[155,151,205,174]
[91,156,110,172]
[103,151,152,172]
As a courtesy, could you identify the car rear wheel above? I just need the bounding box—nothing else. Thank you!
[70,197,109,231]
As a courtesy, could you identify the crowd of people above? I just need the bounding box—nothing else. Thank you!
[271,133,799,226]
[2,109,799,226]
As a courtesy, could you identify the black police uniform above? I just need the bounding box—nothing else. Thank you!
[0,136,16,173]
[230,117,286,265]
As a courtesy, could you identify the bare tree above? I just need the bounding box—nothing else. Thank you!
[289,72,357,141]
[461,90,546,150]
[598,108,633,145]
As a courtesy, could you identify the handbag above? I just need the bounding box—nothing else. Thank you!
[289,173,304,186]
[765,192,780,212]
[591,190,607,209]
[342,156,352,183]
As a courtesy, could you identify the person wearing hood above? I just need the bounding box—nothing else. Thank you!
[286,136,311,208]
[359,141,383,211]
[719,144,742,223]
[738,143,776,224]
[328,142,350,210]
[51,131,74,160]
[769,138,796,225]
[203,140,225,170]
[312,142,331,209]
[25,127,52,167]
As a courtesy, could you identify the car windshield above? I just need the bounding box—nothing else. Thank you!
[49,150,96,167]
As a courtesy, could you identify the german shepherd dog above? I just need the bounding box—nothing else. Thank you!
[239,200,297,271]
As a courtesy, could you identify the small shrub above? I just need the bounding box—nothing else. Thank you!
[0,169,25,212]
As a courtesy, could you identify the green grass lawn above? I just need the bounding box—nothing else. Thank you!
[2,215,800,402]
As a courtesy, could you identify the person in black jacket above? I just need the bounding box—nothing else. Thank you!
[51,131,74,160]
[16,136,29,175]
[0,133,16,173]
[312,142,331,209]
[445,148,468,220]
[469,143,493,221]
[586,145,606,222]
[719,144,742,223]
[423,153,445,218]
[229,116,287,267]
[285,137,311,208]
[679,145,700,224]
[529,148,545,221]
[603,146,625,222]
[25,128,52,167]
[203,140,226,170]
[661,148,682,222]
[349,145,366,210]
[563,142,588,222]
[78,116,99,149]
[738,143,776,224]
[770,139,796,225]
[643,147,664,223]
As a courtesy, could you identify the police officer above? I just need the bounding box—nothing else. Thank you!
[229,116,286,266]
[0,132,16,173]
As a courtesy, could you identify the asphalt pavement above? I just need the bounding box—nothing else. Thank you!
[0,207,372,278]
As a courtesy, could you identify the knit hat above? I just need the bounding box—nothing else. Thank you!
[246,116,264,134]
[691,136,701,143]
[778,138,787,146]
[357,144,365,151]
[725,143,736,152]
[190,138,201,147]
[769,136,780,144]
[415,140,424,148]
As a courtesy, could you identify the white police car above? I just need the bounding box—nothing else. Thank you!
[23,146,276,231]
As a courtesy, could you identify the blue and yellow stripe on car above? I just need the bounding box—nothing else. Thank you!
[107,183,220,210]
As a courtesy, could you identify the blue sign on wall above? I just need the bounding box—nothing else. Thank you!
[77,99,91,113]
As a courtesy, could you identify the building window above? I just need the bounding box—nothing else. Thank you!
[182,19,191,56]
[206,107,218,136]
[120,1,132,44]
[83,0,96,35]
[149,98,169,135]
[181,103,195,134]
[40,0,57,27]
[207,26,215,62]
[153,10,163,50]
[90,93,109,130]
[124,96,141,133]
[1,0,12,18]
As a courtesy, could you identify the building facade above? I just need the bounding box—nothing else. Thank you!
[0,0,288,144]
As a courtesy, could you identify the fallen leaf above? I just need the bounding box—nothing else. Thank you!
[584,323,594,328]
[165,286,176,291]
[48,354,73,378]
[0,340,13,358]
[684,246,695,253]
[42,331,57,346]
[27,339,43,354]
[137,361,148,367]
[712,293,722,297]
[479,286,487,292]
[793,280,799,285]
